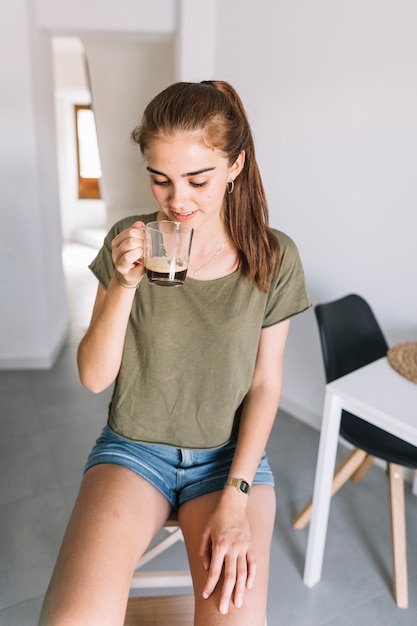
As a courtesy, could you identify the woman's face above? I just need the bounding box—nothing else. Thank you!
[145,131,244,232]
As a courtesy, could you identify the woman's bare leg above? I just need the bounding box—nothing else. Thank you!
[179,485,276,626]
[39,464,172,626]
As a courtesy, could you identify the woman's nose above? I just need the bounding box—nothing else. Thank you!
[169,184,186,209]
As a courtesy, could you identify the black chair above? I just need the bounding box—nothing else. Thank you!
[292,294,417,608]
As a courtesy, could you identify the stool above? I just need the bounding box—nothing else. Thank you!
[130,511,192,590]
[124,594,194,626]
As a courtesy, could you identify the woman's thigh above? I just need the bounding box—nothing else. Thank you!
[39,463,172,626]
[179,485,276,626]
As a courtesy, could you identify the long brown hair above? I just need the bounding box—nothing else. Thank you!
[131,80,280,292]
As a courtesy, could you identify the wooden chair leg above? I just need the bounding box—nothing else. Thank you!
[388,463,408,609]
[292,448,367,529]
[351,454,375,483]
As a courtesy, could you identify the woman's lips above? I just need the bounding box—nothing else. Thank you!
[171,210,196,221]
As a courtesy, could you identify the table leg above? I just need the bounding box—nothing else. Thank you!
[303,390,342,587]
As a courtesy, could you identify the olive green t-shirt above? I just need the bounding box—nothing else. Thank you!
[89,212,310,449]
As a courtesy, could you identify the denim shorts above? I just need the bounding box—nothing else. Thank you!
[84,425,274,509]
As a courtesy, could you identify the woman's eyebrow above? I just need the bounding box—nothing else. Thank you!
[146,166,216,177]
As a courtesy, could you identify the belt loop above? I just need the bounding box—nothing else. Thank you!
[180,448,193,466]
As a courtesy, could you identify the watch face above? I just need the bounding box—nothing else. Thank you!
[240,480,250,494]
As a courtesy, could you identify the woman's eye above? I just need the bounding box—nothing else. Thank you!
[190,181,207,188]
[152,179,170,187]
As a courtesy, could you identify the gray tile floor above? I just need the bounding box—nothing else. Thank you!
[1,242,416,625]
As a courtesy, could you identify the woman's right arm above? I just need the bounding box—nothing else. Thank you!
[77,221,146,393]
[77,278,136,392]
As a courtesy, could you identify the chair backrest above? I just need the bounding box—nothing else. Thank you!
[315,294,388,383]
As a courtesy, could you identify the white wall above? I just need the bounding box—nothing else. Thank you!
[52,35,175,240]
[83,38,175,228]
[52,37,106,241]
[2,0,416,433]
[0,0,68,368]
[176,0,218,80]
[35,0,176,34]
[0,0,177,368]
[210,0,417,425]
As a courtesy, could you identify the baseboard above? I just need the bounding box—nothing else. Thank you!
[279,394,322,431]
[0,325,70,370]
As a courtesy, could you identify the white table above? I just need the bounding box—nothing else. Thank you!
[303,357,417,587]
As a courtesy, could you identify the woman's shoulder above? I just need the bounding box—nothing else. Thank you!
[269,226,297,248]
[268,227,301,264]
[105,211,159,240]
[267,226,308,293]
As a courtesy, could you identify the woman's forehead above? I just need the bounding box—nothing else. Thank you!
[145,132,228,167]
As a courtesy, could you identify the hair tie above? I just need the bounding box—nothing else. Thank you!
[200,80,215,87]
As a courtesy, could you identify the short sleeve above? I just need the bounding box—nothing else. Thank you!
[262,229,311,327]
[89,229,115,288]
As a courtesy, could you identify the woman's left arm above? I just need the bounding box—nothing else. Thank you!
[227,318,291,481]
[200,319,291,613]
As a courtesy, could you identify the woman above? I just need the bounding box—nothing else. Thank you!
[39,80,310,625]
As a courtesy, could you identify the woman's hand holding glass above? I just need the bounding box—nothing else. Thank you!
[111,221,146,288]
[200,498,256,615]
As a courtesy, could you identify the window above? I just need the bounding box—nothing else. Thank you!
[74,104,102,199]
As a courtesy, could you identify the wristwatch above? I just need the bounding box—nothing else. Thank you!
[225,477,251,495]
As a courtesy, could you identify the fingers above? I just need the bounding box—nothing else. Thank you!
[112,222,144,262]
[246,548,257,591]
[232,553,249,609]
[202,541,256,615]
[201,549,224,601]
[218,552,245,615]
[112,222,146,285]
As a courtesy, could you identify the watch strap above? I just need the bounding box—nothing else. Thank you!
[225,477,251,494]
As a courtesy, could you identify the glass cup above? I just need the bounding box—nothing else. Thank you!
[143,221,193,287]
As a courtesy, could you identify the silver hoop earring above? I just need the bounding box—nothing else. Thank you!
[227,180,235,194]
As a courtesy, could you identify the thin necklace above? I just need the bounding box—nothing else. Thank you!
[188,239,229,277]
